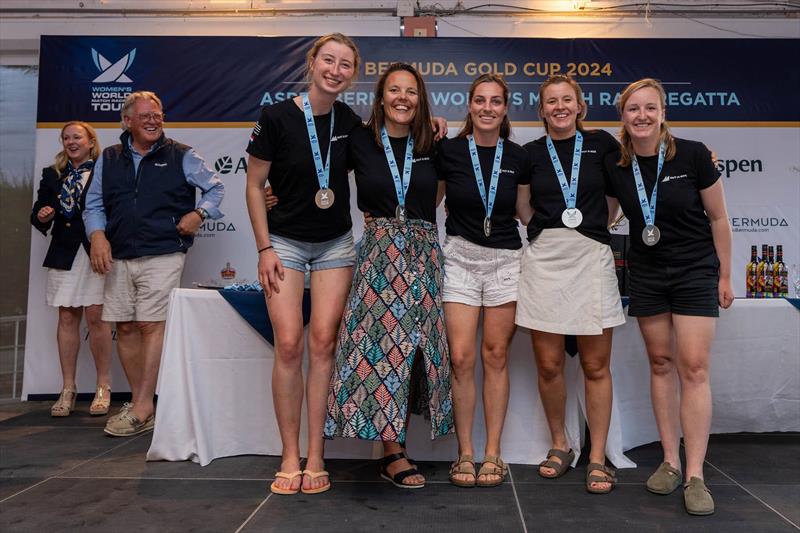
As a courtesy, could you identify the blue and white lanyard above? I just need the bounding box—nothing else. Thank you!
[380,127,414,209]
[545,131,582,210]
[301,92,334,191]
[631,141,666,226]
[467,135,504,221]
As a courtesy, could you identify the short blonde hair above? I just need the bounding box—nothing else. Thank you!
[120,91,163,130]
[616,78,676,167]
[537,74,588,134]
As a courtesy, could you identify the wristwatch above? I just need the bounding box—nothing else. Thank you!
[195,207,209,221]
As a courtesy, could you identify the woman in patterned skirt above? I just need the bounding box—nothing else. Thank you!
[325,63,453,489]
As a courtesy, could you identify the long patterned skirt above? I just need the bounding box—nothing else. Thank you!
[324,218,453,443]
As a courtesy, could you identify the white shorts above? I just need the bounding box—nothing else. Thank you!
[515,228,625,336]
[442,235,522,308]
[46,247,105,308]
[102,252,186,322]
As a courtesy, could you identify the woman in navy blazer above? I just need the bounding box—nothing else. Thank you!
[31,121,112,417]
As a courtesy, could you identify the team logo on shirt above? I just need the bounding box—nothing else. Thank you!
[661,173,687,183]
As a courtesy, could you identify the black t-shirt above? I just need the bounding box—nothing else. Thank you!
[246,98,362,242]
[524,129,618,245]
[437,136,529,250]
[605,137,720,265]
[348,125,440,224]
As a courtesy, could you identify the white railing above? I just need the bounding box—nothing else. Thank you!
[0,314,26,399]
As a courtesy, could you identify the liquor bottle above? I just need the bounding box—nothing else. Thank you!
[775,244,788,297]
[745,245,758,298]
[756,244,768,298]
[765,246,775,298]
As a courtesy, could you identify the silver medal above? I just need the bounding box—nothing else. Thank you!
[642,224,661,246]
[314,188,334,209]
[483,217,492,237]
[395,204,406,223]
[561,208,583,229]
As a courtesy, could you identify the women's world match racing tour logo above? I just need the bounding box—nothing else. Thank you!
[90,48,136,112]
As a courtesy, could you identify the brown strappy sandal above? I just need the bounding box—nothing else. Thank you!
[586,463,617,494]
[538,448,574,479]
[449,454,477,488]
[477,455,508,488]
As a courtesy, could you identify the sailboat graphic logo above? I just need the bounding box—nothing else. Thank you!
[91,48,136,83]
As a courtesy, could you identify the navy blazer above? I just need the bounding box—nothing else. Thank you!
[30,166,92,270]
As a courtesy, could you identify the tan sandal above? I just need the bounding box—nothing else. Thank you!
[586,463,617,494]
[449,454,476,488]
[51,388,77,417]
[90,385,112,416]
[301,469,331,494]
[538,448,574,479]
[269,470,302,495]
[477,454,508,487]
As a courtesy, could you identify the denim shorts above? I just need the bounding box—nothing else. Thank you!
[270,230,356,273]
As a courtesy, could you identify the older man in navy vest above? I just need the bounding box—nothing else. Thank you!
[84,91,225,436]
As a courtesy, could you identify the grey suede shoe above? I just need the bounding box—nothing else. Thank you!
[684,476,715,516]
[646,462,682,494]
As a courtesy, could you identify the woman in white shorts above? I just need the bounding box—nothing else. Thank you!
[515,74,625,493]
[438,74,530,488]
[30,121,112,417]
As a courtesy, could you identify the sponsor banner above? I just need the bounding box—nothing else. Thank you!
[38,36,799,123]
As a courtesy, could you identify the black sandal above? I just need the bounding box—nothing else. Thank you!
[379,453,425,489]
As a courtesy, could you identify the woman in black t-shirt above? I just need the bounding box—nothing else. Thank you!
[440,74,530,488]
[605,78,733,516]
[324,63,453,489]
[515,75,624,493]
[244,33,362,496]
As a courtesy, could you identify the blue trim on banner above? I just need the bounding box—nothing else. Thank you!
[218,289,311,345]
[37,36,799,124]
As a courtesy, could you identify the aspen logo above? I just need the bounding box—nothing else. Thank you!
[716,158,763,178]
[214,155,248,175]
[92,48,136,83]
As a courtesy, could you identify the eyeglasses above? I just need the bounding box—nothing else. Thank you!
[136,112,165,122]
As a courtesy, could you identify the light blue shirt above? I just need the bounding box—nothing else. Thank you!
[83,135,225,237]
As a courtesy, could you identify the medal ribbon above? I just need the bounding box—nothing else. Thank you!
[380,126,414,210]
[467,135,504,222]
[631,141,666,226]
[545,131,582,210]
[301,92,335,192]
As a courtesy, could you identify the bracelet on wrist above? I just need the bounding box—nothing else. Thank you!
[258,245,274,254]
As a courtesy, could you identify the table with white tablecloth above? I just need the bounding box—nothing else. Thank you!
[147,289,799,467]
